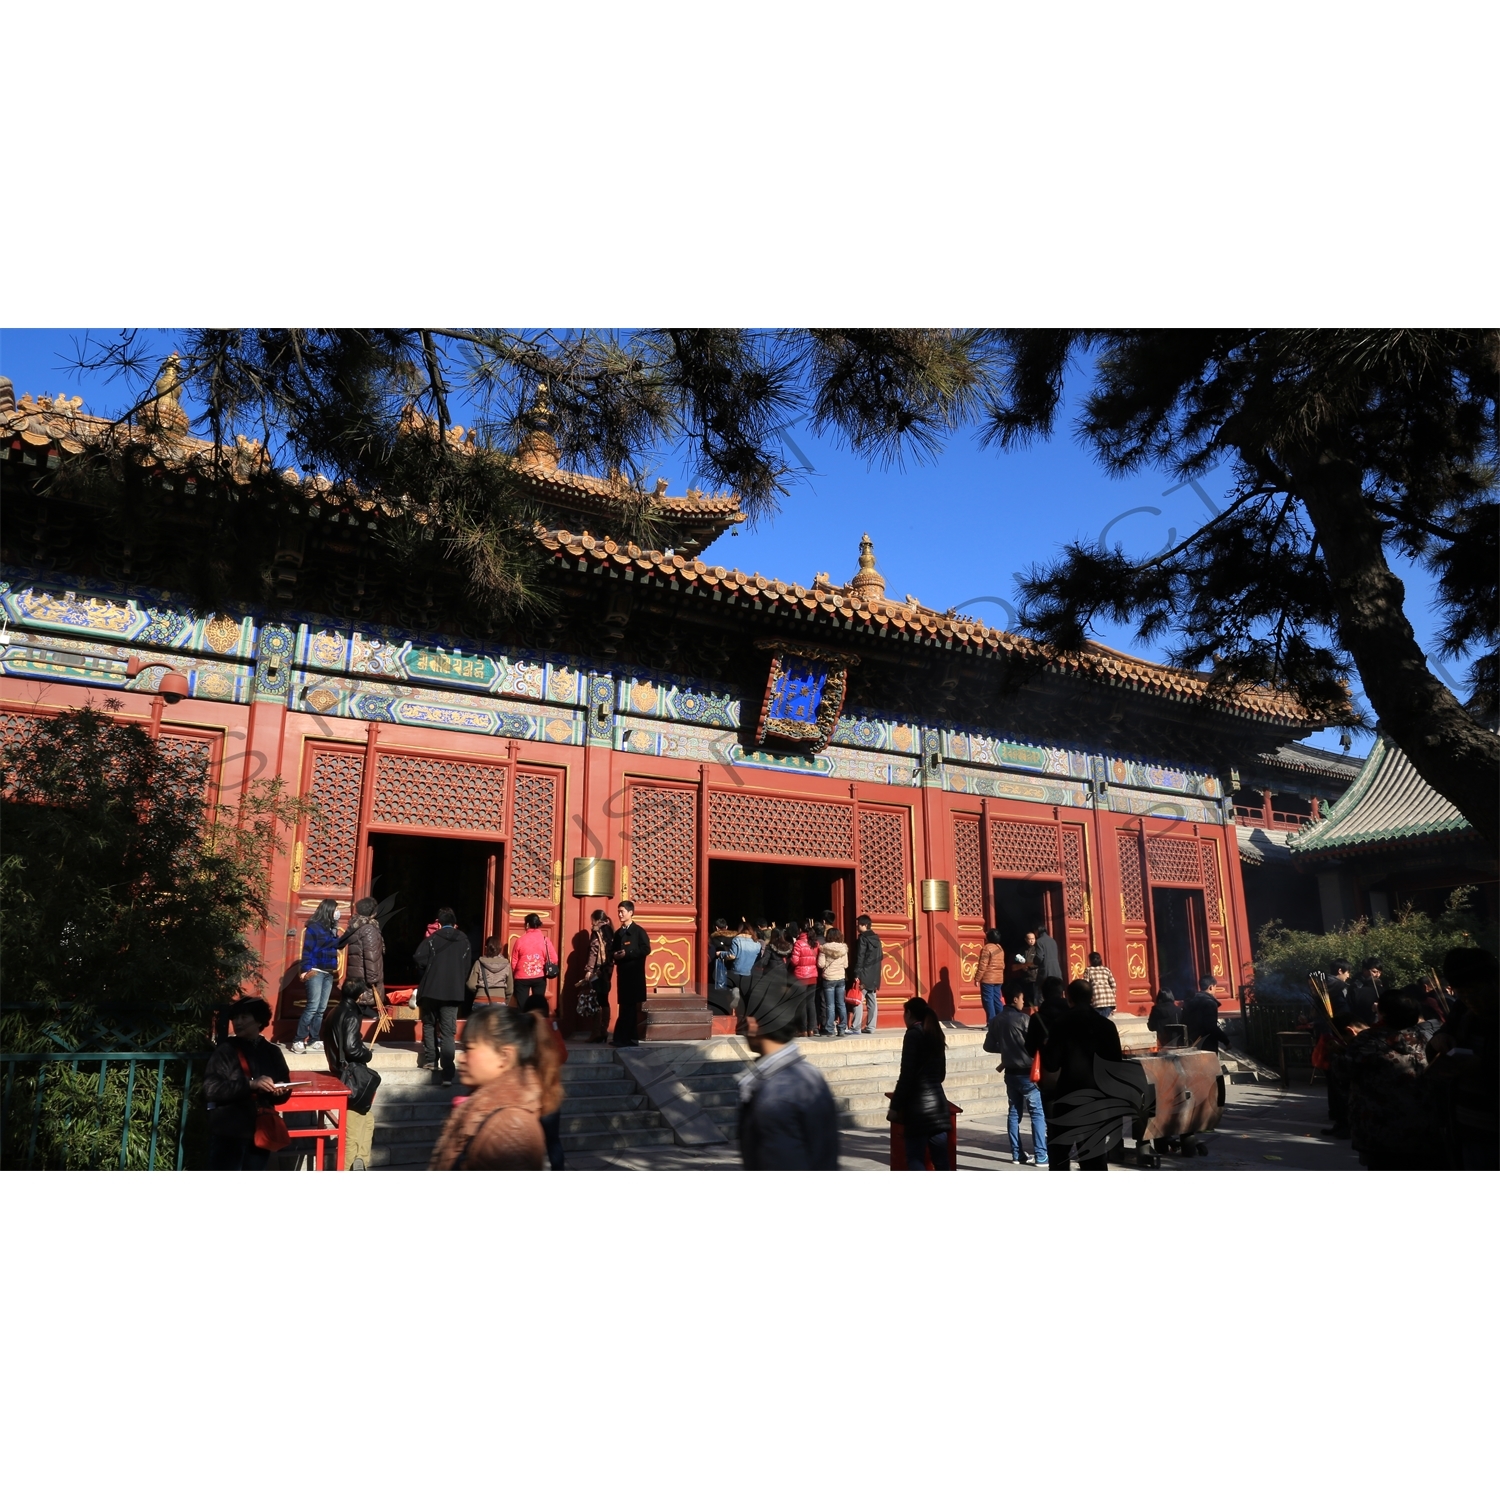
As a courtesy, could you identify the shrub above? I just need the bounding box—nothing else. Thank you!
[2,704,307,1168]
[1252,887,1498,1002]
[1,702,307,1052]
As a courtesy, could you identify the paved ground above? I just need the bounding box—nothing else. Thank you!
[565,1081,1365,1171]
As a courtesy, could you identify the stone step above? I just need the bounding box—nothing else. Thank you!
[559,1092,650,1115]
[558,1109,665,1135]
[372,1120,452,1147]
[372,1100,454,1125]
[667,1059,748,1077]
[559,1125,677,1152]
[559,1064,628,1082]
[564,1047,619,1062]
[369,1141,438,1168]
[682,1088,741,1109]
[558,1077,642,1099]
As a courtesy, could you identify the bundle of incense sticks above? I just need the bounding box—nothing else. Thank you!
[1308,974,1350,1048]
[1428,969,1451,1022]
[1308,973,1336,1017]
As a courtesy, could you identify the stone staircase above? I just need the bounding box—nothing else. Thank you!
[311,1017,1282,1168]
[797,1030,1011,1128]
[354,1027,1017,1167]
[557,1046,675,1152]
[364,1042,675,1169]
[624,1029,1013,1136]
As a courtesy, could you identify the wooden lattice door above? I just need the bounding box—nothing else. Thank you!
[857,803,914,1000]
[952,813,986,1002]
[1114,828,1153,1005]
[988,815,1093,983]
[625,778,699,991]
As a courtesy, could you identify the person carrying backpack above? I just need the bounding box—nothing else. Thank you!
[467,936,515,1007]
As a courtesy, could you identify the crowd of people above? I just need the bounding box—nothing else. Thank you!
[205,890,1496,1174]
[1305,947,1498,1171]
[702,911,885,1038]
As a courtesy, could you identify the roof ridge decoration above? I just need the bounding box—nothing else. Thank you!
[1,371,748,534]
[846,533,886,604]
[516,382,559,472]
[532,525,1313,725]
[1290,731,1475,855]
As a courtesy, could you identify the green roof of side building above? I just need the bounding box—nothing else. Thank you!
[1290,732,1473,856]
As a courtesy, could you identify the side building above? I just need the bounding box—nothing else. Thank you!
[1232,741,1366,942]
[1,374,1327,1033]
[1290,732,1498,931]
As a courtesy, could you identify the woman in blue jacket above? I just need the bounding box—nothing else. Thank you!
[293,899,341,1054]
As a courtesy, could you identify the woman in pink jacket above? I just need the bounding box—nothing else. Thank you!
[510,913,559,1013]
[789,923,820,1037]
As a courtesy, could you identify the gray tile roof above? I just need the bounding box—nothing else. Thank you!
[1290,733,1473,854]
[1255,742,1364,781]
[1237,825,1295,866]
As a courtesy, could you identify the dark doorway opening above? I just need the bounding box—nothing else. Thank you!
[992,877,1065,955]
[1151,887,1209,1001]
[368,833,500,986]
[708,859,855,934]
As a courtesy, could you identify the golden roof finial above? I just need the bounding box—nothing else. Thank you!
[525,382,553,431]
[147,351,189,437]
[846,532,886,602]
[517,381,559,470]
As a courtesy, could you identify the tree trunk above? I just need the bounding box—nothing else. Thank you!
[1296,456,1499,843]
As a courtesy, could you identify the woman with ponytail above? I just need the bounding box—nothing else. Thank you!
[428,1005,545,1170]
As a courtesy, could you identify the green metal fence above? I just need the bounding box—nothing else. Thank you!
[2,1051,211,1170]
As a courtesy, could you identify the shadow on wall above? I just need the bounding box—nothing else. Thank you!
[928,965,956,1022]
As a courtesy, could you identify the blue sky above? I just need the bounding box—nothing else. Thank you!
[2,327,1476,756]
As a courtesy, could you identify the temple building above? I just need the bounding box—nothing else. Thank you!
[1,371,1327,1035]
[1290,733,1498,930]
[1232,741,1366,940]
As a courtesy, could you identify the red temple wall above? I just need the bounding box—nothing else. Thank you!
[2,682,1250,1032]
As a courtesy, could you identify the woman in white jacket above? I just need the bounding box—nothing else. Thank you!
[817,928,851,1037]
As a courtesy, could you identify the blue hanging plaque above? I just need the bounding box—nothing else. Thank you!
[753,639,859,752]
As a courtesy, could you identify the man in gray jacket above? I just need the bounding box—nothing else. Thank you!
[738,976,840,1170]
[985,986,1049,1165]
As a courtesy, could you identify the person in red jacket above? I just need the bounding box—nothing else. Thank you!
[789,923,820,1037]
[509,912,559,1012]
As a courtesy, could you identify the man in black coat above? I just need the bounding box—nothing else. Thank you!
[1034,925,1064,984]
[1182,976,1224,1052]
[324,990,382,1168]
[738,965,839,1170]
[852,915,883,1033]
[610,900,652,1047]
[414,907,472,1086]
[1325,961,1353,1017]
[203,997,292,1170]
[1031,975,1071,1056]
[1349,959,1383,1027]
[1040,978,1124,1171]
